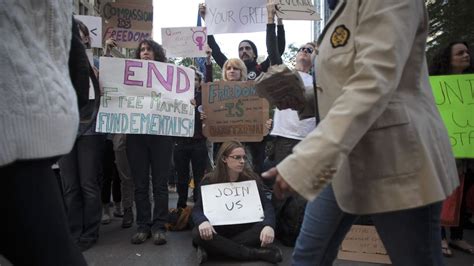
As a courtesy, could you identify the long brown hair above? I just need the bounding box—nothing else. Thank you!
[204,141,259,184]
[134,39,167,62]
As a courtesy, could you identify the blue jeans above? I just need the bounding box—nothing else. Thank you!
[174,139,207,208]
[127,134,173,233]
[59,135,105,243]
[293,185,444,266]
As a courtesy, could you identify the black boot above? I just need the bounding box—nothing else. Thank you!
[196,246,208,264]
[122,208,134,228]
[249,246,283,264]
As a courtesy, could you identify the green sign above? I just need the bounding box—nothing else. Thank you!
[429,74,474,158]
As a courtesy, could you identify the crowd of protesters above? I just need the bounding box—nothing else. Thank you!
[1,0,473,266]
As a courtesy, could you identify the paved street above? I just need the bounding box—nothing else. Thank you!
[80,192,474,266]
[1,192,473,265]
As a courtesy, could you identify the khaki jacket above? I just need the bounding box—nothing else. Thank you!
[277,0,459,214]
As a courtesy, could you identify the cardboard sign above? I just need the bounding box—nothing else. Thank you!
[429,74,474,158]
[102,2,153,48]
[161,27,208,58]
[274,0,320,21]
[74,15,103,48]
[338,225,391,264]
[202,81,269,142]
[205,0,267,34]
[201,180,264,226]
[96,57,195,137]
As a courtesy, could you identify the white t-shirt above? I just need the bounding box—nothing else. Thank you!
[270,71,316,140]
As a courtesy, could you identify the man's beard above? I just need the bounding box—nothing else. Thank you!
[241,54,255,64]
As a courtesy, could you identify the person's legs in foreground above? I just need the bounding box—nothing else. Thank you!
[245,141,266,175]
[77,135,104,250]
[0,159,87,266]
[58,143,83,243]
[174,143,191,208]
[190,140,208,202]
[292,184,358,266]
[115,148,134,228]
[150,135,173,245]
[100,139,115,224]
[372,201,444,266]
[127,134,152,244]
[293,184,445,266]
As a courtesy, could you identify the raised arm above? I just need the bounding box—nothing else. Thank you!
[207,36,227,69]
[277,19,285,56]
[200,3,227,68]
[266,2,282,66]
[205,45,213,82]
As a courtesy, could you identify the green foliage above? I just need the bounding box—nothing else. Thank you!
[426,0,474,63]
[211,60,222,81]
[169,57,194,66]
[168,57,222,81]
[281,43,299,69]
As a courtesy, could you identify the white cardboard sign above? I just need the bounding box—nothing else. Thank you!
[204,0,267,34]
[201,180,264,226]
[74,15,103,48]
[96,57,195,137]
[161,27,208,58]
[274,0,320,21]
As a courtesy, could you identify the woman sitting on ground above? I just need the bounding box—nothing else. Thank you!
[191,141,282,264]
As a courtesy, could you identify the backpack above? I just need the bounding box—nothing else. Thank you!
[165,206,193,231]
[274,195,307,247]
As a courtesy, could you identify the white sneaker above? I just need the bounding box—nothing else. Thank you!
[113,202,124,217]
[101,204,112,224]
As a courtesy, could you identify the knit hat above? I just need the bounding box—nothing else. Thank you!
[239,40,258,60]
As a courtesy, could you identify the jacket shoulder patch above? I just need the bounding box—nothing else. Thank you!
[330,25,350,48]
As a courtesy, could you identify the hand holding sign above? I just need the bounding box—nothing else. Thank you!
[199,3,207,20]
[266,0,277,24]
[201,180,264,225]
[274,0,320,21]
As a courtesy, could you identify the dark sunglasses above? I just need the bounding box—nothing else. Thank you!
[228,155,248,161]
[298,47,314,54]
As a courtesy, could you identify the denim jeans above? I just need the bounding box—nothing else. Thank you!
[127,134,173,233]
[112,134,134,210]
[173,139,207,208]
[59,135,105,243]
[293,184,444,266]
[101,138,121,204]
[273,136,300,164]
[244,141,266,175]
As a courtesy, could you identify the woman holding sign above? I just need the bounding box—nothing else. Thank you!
[203,58,272,172]
[191,141,282,264]
[430,41,474,256]
[127,39,173,245]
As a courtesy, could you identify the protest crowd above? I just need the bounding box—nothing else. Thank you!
[1,0,473,265]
